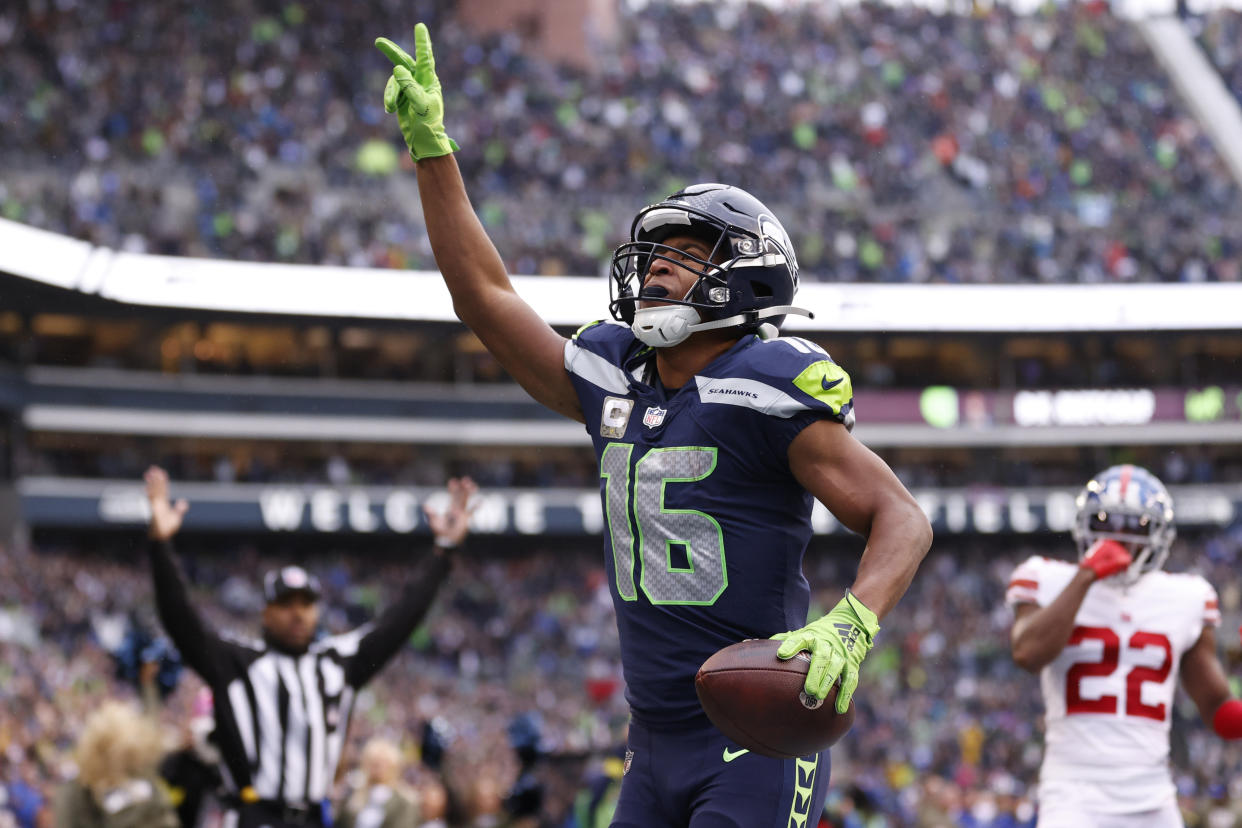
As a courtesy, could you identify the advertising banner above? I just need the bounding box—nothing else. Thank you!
[18,478,1239,536]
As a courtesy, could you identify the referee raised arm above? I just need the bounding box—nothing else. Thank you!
[142,466,476,828]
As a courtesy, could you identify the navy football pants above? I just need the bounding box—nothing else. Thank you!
[611,718,832,828]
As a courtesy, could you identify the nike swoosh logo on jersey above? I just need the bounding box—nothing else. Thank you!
[722,747,750,762]
[821,377,843,391]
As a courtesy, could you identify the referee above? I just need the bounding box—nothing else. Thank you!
[142,466,475,828]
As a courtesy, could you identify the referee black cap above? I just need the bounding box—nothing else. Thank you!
[263,566,322,604]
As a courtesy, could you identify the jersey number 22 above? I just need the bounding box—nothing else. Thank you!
[1065,625,1173,721]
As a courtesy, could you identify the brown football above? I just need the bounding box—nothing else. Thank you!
[695,638,855,759]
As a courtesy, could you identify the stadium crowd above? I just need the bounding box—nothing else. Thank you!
[3,1,1241,283]
[2,526,1241,827]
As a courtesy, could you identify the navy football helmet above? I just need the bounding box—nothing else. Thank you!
[1072,464,1176,585]
[609,183,812,347]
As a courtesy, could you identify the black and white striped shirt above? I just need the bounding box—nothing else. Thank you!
[148,540,451,808]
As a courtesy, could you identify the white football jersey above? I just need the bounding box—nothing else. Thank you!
[1006,556,1219,812]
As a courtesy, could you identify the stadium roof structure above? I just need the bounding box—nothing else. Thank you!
[3,218,1241,333]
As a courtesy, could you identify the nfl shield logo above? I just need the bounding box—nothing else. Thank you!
[643,406,667,428]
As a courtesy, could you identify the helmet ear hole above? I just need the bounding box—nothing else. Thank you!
[750,280,773,298]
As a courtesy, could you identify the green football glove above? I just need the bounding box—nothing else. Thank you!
[772,591,880,714]
[375,23,460,162]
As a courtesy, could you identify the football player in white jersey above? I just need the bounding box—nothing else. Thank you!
[1006,465,1242,828]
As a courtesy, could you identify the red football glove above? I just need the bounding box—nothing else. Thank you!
[1079,539,1132,581]
[1213,699,1242,740]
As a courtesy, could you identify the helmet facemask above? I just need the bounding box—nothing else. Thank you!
[609,211,737,327]
[1071,468,1176,587]
[608,188,810,348]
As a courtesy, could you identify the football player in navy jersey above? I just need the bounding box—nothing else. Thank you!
[377,24,932,827]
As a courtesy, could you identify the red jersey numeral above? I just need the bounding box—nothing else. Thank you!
[1065,626,1119,714]
[1125,632,1174,721]
[1064,626,1173,720]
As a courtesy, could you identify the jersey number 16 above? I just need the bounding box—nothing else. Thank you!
[600,443,726,607]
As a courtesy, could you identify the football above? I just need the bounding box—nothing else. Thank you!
[695,638,856,759]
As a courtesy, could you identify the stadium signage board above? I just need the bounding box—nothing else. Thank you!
[16,478,1239,536]
[913,386,1242,428]
[1011,389,1156,427]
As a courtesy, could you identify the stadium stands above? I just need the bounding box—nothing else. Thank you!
[2,533,1239,825]
[3,2,1241,282]
[4,2,1242,826]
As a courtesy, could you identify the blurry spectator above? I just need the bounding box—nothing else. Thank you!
[51,700,179,828]
[336,738,420,828]
[415,780,449,828]
[158,689,223,828]
[569,750,624,828]
[5,770,47,828]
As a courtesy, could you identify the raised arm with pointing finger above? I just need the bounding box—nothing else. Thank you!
[377,25,930,827]
[376,24,583,422]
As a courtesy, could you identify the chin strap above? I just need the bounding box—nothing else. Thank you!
[631,304,814,348]
[686,304,814,334]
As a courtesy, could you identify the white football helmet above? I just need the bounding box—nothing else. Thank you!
[1072,464,1175,585]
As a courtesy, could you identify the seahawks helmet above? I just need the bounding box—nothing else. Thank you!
[609,183,812,347]
[1072,465,1175,585]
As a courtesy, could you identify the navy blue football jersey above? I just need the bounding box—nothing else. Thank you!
[563,321,855,725]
